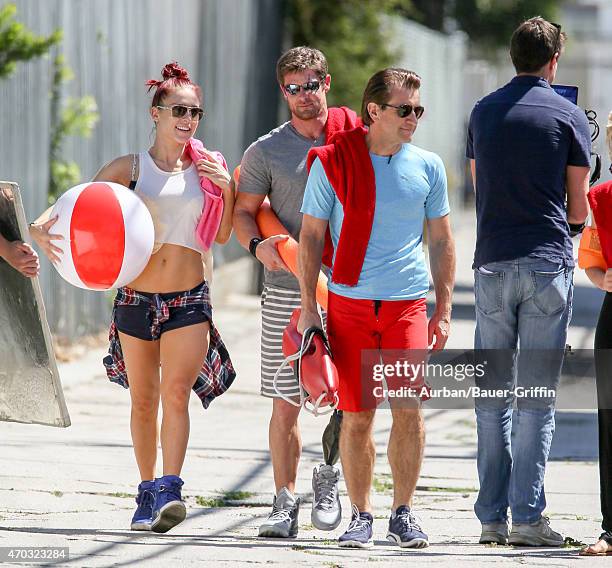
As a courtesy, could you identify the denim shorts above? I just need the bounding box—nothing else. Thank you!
[114,282,210,341]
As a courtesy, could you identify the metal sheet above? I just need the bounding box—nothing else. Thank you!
[0,182,70,427]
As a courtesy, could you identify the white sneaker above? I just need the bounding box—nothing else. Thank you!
[258,487,300,538]
[311,464,342,531]
[508,516,564,547]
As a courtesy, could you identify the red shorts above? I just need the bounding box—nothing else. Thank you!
[327,292,429,412]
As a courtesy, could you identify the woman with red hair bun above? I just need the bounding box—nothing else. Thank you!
[31,61,236,534]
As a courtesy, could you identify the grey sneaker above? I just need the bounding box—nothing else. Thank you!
[311,464,342,531]
[338,504,374,548]
[258,487,300,538]
[508,516,563,547]
[387,505,429,548]
[480,521,509,544]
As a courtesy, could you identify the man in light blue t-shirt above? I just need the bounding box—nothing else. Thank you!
[298,68,455,549]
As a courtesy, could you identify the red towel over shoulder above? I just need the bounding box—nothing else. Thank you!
[307,125,375,287]
[316,106,363,282]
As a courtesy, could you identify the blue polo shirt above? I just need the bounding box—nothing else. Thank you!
[301,145,449,300]
[466,75,591,269]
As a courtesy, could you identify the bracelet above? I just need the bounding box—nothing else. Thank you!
[249,237,263,258]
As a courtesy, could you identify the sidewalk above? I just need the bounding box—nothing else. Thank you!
[0,212,604,567]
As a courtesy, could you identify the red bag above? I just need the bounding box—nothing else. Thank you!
[273,308,339,416]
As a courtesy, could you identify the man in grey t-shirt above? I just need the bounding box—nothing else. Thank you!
[233,47,353,539]
[239,118,324,291]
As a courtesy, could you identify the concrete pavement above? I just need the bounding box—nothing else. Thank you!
[0,210,605,566]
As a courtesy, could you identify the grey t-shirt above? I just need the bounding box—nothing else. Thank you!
[239,121,326,290]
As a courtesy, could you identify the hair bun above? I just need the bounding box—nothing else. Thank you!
[161,61,190,81]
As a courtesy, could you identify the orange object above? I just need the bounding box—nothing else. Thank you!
[578,227,607,270]
[256,201,288,237]
[236,164,329,309]
[257,203,329,310]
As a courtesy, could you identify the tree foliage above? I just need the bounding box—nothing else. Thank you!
[0,3,61,79]
[453,0,560,51]
[284,0,561,107]
[48,54,99,202]
[399,0,560,50]
[0,3,96,202]
[285,0,413,110]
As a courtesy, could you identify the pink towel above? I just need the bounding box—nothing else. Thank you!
[185,138,228,251]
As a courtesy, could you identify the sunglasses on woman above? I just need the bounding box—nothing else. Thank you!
[381,103,425,120]
[156,104,204,120]
[283,80,322,96]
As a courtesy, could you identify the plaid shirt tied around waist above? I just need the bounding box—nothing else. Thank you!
[103,284,236,409]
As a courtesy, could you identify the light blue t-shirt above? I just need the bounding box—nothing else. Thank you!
[301,144,449,300]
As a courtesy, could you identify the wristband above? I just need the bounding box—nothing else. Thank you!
[249,237,263,257]
[568,222,586,237]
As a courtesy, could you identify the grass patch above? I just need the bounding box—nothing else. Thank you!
[417,485,477,493]
[290,544,328,557]
[374,476,477,495]
[302,549,326,556]
[196,489,254,508]
[196,496,226,507]
[563,536,587,548]
[52,490,63,498]
[108,492,132,498]
[373,475,393,493]
[223,490,253,501]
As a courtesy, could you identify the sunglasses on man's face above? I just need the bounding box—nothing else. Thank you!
[381,103,425,120]
[283,80,322,96]
[156,104,204,120]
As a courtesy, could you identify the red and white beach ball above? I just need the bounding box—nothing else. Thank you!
[50,182,154,290]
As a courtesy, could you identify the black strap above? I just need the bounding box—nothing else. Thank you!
[303,326,331,354]
[128,153,138,190]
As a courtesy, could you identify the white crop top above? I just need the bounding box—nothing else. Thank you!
[134,151,204,254]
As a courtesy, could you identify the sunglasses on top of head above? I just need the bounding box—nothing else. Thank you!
[381,102,425,120]
[551,22,562,52]
[156,104,204,120]
[283,79,322,96]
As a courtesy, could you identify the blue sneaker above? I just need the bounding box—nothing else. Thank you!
[130,480,155,531]
[151,475,186,533]
[338,504,374,548]
[387,505,429,548]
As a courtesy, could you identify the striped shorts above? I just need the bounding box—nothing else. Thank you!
[260,285,326,399]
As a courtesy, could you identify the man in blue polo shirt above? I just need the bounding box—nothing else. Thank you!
[467,17,591,547]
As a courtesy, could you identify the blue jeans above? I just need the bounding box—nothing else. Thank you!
[473,257,573,524]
